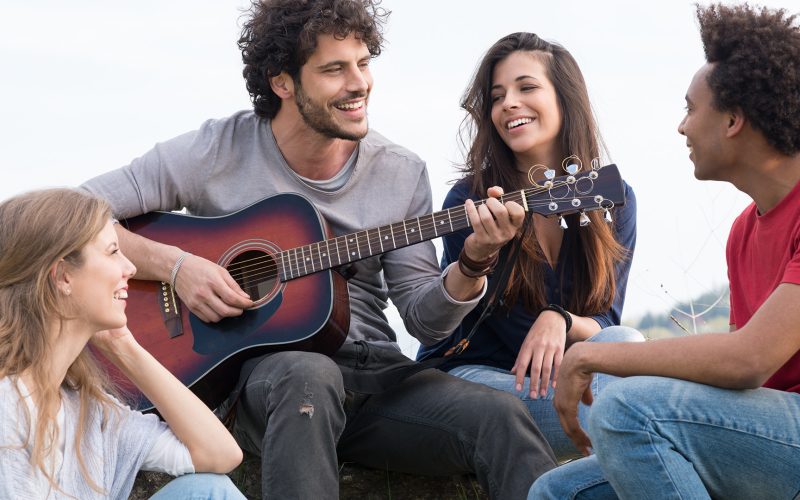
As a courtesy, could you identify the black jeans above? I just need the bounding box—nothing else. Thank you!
[230,343,557,499]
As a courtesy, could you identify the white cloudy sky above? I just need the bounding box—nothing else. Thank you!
[2,0,796,355]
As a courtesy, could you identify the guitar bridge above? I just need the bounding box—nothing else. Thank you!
[159,282,184,338]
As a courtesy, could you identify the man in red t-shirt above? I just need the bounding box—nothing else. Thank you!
[530,3,800,499]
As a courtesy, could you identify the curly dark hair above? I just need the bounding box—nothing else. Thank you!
[697,3,800,155]
[238,0,388,119]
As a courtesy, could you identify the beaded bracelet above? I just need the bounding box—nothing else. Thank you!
[169,251,191,290]
[457,248,499,279]
[541,303,573,333]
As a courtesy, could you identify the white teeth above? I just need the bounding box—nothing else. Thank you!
[507,117,533,129]
[113,290,128,300]
[336,101,364,111]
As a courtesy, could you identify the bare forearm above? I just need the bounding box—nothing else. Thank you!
[116,225,182,282]
[443,265,485,301]
[101,340,242,472]
[570,332,765,389]
[566,315,602,344]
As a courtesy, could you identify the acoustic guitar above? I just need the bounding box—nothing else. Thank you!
[101,164,626,411]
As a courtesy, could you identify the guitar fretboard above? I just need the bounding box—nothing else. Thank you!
[279,190,528,281]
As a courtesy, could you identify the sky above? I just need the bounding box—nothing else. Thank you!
[2,1,797,356]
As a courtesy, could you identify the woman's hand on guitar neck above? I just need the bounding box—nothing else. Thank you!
[445,186,524,301]
[175,254,254,323]
[463,186,525,262]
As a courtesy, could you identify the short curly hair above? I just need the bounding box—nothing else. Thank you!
[697,3,800,155]
[238,0,388,119]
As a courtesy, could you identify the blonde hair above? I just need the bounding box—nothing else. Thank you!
[0,188,121,494]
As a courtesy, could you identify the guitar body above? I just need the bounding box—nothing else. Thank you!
[102,193,350,411]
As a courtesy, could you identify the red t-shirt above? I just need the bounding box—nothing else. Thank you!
[726,179,800,393]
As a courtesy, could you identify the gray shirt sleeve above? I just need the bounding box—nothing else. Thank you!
[382,166,485,346]
[81,126,220,218]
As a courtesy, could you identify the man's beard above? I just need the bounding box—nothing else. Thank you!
[294,82,368,141]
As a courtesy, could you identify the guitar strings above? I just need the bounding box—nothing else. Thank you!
[226,191,612,285]
[224,189,532,278]
[227,193,609,283]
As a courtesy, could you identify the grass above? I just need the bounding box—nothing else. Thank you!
[131,456,488,499]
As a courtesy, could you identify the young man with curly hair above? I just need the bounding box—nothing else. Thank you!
[530,3,800,498]
[82,0,558,498]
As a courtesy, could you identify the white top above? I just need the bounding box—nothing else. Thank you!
[10,377,194,491]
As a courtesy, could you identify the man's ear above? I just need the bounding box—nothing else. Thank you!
[725,107,746,138]
[269,72,295,99]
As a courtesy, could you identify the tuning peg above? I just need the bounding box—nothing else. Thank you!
[579,211,591,227]
[604,208,613,223]
[559,216,568,230]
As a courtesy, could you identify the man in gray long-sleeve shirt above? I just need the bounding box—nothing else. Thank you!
[82,1,557,497]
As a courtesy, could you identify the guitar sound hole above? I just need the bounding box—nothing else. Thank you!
[227,250,279,302]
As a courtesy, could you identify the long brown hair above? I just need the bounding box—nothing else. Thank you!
[460,32,625,314]
[0,188,120,494]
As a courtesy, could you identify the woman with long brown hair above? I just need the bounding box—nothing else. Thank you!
[418,32,643,460]
[0,188,243,498]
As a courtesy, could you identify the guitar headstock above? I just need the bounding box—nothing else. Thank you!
[522,163,625,221]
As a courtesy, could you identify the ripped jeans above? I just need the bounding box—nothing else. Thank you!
[229,342,556,499]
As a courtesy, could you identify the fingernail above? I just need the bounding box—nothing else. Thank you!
[516,383,522,392]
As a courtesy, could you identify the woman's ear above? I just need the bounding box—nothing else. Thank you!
[51,260,72,296]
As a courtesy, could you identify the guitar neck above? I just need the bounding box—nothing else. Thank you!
[273,163,624,282]
[278,189,528,281]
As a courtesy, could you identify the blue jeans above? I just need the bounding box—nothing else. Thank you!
[529,376,800,499]
[149,473,245,499]
[449,326,645,461]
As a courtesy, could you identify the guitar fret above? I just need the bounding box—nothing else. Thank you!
[416,217,422,242]
[350,235,360,260]
[325,240,332,268]
[297,247,308,274]
[314,242,322,272]
[297,247,303,276]
[331,236,339,266]
[432,212,450,237]
[402,220,410,245]
[377,226,385,252]
[302,245,310,274]
[364,230,372,256]
[280,251,288,280]
[390,223,397,249]
[290,248,298,278]
[453,206,468,229]
[341,236,348,264]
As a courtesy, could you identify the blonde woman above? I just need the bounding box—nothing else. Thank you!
[0,188,243,498]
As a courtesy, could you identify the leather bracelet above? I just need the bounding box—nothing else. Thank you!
[457,248,498,279]
[541,303,572,333]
